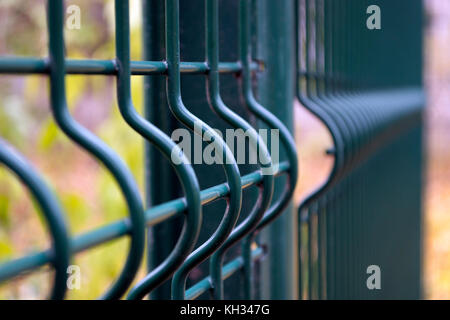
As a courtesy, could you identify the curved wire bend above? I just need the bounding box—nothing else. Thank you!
[115,0,203,299]
[295,0,342,299]
[295,0,342,215]
[126,0,242,300]
[207,0,277,300]
[239,0,299,231]
[209,0,300,300]
[295,0,367,299]
[0,140,71,300]
[234,0,299,299]
[168,0,246,300]
[48,0,145,300]
[114,0,202,300]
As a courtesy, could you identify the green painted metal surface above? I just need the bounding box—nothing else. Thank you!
[0,0,423,300]
[256,0,298,300]
[296,0,424,299]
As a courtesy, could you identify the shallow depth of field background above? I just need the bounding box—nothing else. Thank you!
[422,0,450,299]
[0,0,448,299]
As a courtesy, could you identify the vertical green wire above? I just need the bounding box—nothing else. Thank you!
[204,0,271,300]
[162,0,244,300]
[113,0,205,301]
[47,0,146,300]
[238,0,299,299]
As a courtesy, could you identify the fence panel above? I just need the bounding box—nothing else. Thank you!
[296,0,424,299]
[0,0,423,300]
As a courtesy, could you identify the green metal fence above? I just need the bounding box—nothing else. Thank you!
[297,0,424,299]
[0,0,424,300]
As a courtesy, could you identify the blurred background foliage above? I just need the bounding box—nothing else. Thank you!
[0,0,146,299]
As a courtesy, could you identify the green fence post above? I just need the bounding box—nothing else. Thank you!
[256,0,299,300]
